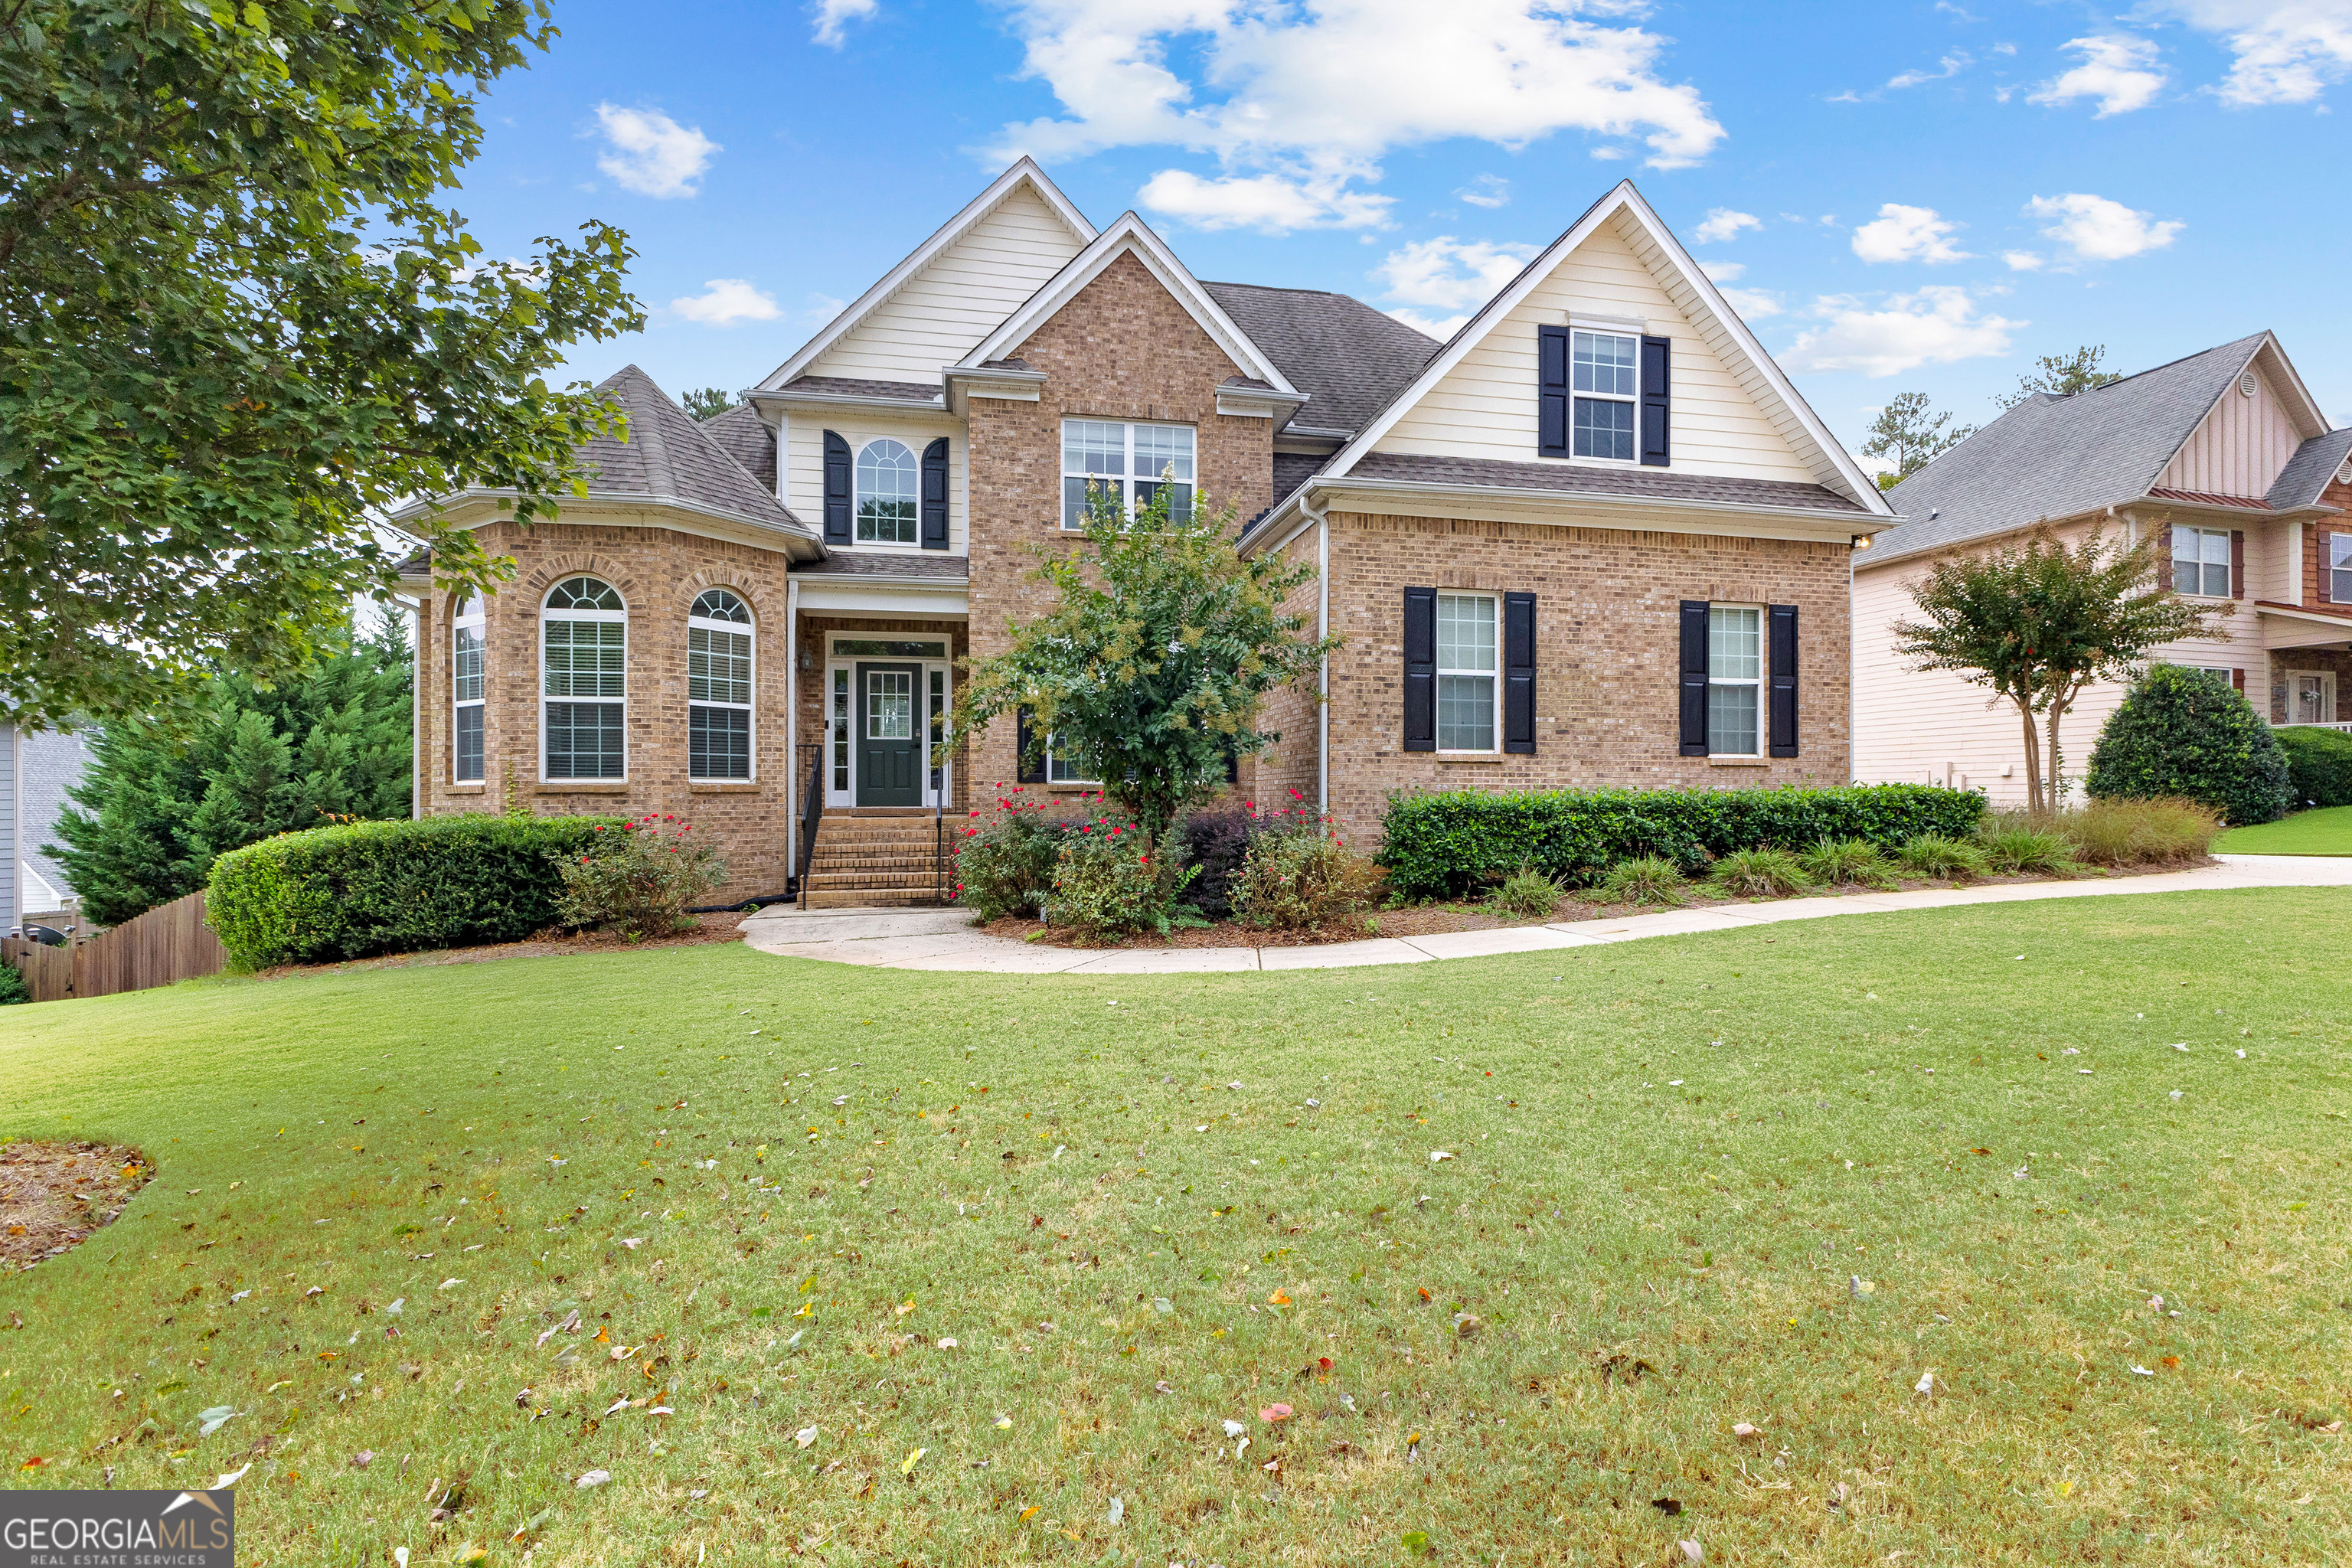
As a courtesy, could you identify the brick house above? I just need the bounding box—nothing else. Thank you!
[1854,333,2352,802]
[397,162,1893,905]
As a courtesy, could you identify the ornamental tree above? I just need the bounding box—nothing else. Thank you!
[0,0,642,731]
[1891,524,2227,814]
[949,481,1339,840]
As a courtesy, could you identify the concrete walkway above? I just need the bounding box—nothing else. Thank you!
[737,854,2351,975]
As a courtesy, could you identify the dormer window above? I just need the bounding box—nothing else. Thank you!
[1540,325,1669,466]
[1571,330,1639,461]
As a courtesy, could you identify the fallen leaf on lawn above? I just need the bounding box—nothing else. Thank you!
[894,1298,916,1316]
[1318,1356,1334,1372]
[1236,1437,1250,1459]
[797,1426,820,1449]
[1428,1152,1455,1164]
[509,1508,550,1541]
[1260,1403,1293,1423]
[1268,1291,1291,1305]
[575,1469,610,1488]
[1732,1423,1762,1440]
[437,1279,461,1291]
[1401,1530,1432,1557]
[196,1407,239,1438]
[1651,1497,1683,1517]
[2130,1364,2154,1377]
[393,1551,409,1568]
[453,1545,488,1566]
[1152,1381,1174,1395]
[384,1298,403,1315]
[1018,1506,1039,1524]
[1223,1419,1246,1438]
[2161,1356,2180,1369]
[991,1413,1011,1429]
[1453,1313,1482,1338]
[209,1464,250,1490]
[1678,1541,1704,1564]
[351,1451,374,1468]
[937,1338,959,1350]
[1416,1286,1432,1302]
[1850,1276,1875,1298]
[1915,1370,1936,1396]
[304,1285,323,1298]
[1106,1496,1124,1525]
[901,1447,925,1476]
[536,1309,580,1349]
[621,1238,643,1250]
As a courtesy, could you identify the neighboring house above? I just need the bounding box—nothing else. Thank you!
[2,724,93,934]
[396,162,1890,905]
[1855,333,2352,802]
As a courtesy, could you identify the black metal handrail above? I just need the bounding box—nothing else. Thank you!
[796,743,825,910]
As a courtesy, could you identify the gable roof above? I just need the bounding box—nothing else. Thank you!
[754,158,1095,393]
[1875,333,2321,561]
[1200,282,1439,436]
[1313,181,1890,517]
[2267,426,2352,511]
[953,212,1300,398]
[576,367,802,533]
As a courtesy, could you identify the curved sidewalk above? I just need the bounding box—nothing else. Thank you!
[738,854,2350,975]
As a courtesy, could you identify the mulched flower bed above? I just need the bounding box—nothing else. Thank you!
[252,910,748,982]
[1,1140,152,1276]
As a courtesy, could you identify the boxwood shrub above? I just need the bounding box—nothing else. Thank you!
[2275,724,2352,808]
[2085,665,2292,825]
[1377,783,1984,897]
[207,814,627,970]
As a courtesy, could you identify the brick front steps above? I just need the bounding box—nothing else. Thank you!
[800,812,956,909]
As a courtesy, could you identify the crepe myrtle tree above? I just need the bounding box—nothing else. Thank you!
[948,479,1339,840]
[0,0,642,732]
[1892,524,2226,815]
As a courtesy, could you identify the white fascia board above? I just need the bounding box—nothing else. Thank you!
[2249,333,2331,440]
[1217,387,1311,420]
[390,489,825,559]
[955,214,1300,397]
[754,158,1096,394]
[1321,181,1893,518]
[1310,475,1886,543]
[795,583,971,617]
[942,366,1047,413]
[751,387,949,414]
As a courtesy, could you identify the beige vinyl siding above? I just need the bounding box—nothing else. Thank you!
[807,186,1086,387]
[784,415,968,554]
[2160,360,2303,498]
[1373,214,1817,484]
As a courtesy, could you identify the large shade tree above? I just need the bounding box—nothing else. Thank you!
[0,0,642,732]
[1892,525,2226,813]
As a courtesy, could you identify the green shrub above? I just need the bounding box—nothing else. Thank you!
[1594,855,1687,907]
[0,962,28,1006]
[1377,784,1982,897]
[1798,837,1896,889]
[1708,847,1811,899]
[1231,822,1384,933]
[2275,726,2352,808]
[1044,815,1196,940]
[2086,666,2292,825]
[952,788,1077,920]
[1975,818,2080,875]
[1894,834,1989,880]
[2056,797,2219,866]
[1489,864,1566,920]
[206,814,625,969]
[551,813,727,939]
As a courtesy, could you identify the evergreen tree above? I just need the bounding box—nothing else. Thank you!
[1864,393,1973,490]
[1996,346,2123,410]
[683,387,737,420]
[48,622,413,925]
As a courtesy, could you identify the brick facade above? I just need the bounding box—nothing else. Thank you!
[791,614,972,808]
[414,518,797,903]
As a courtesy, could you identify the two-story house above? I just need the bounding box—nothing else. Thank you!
[1854,332,2352,802]
[397,161,1892,906]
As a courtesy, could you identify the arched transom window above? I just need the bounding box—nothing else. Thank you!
[542,576,626,779]
[856,439,918,544]
[452,594,486,782]
[688,588,753,781]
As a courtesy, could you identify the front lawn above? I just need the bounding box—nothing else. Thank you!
[2214,805,2352,856]
[3,890,2347,1566]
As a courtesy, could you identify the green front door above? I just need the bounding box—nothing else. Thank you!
[855,662,923,806]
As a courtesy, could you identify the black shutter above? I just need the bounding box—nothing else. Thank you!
[1768,603,1798,758]
[1403,586,1436,753]
[1640,335,1671,468]
[1503,591,1536,755]
[1538,326,1570,458]
[822,430,852,545]
[1014,707,1046,784]
[1678,600,1710,756]
[920,438,949,550]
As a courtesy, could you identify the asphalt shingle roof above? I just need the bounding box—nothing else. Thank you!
[1344,452,1869,514]
[580,366,802,531]
[701,401,776,493]
[1272,452,1331,509]
[1200,282,1439,435]
[779,375,944,404]
[1878,334,2270,558]
[2267,426,2352,511]
[791,553,970,579]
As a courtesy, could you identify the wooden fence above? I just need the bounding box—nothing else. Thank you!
[3,890,225,1003]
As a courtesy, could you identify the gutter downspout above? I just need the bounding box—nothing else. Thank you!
[397,593,422,819]
[1302,484,1331,817]
[786,576,800,889]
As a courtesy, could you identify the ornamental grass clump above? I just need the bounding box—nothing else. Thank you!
[1594,855,1687,907]
[1798,837,1897,889]
[2058,797,2220,867]
[1975,818,2082,875]
[1894,833,1990,882]
[551,814,726,940]
[1488,863,1566,920]
[1707,847,1811,899]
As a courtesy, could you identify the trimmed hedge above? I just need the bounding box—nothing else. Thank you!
[2276,724,2352,808]
[1378,783,1985,897]
[2085,665,2292,825]
[207,814,626,970]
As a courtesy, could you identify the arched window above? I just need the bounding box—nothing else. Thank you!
[688,588,753,781]
[452,594,486,782]
[541,576,626,779]
[856,439,918,544]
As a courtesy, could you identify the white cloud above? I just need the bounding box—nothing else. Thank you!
[1386,307,1472,339]
[1698,260,1746,282]
[1886,51,1972,90]
[2027,192,2184,261]
[670,279,782,326]
[1374,235,1539,312]
[2002,250,2046,270]
[1457,173,1511,208]
[1693,207,1761,243]
[985,0,1726,236]
[2028,34,2168,116]
[593,105,719,199]
[811,0,879,47]
[1138,166,1392,231]
[1719,286,1782,320]
[1780,286,2021,377]
[2150,1,2352,105]
[1850,203,1971,264]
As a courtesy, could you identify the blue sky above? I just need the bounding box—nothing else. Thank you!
[456,0,2352,458]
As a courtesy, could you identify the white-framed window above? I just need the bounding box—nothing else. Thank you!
[2331,532,2352,603]
[451,593,485,782]
[541,576,626,780]
[687,588,753,781]
[1707,605,1762,756]
[1061,420,1194,528]
[856,439,919,544]
[1571,329,1639,462]
[1436,592,1499,753]
[2173,524,2232,597]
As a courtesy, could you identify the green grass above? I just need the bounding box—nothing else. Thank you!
[2214,805,2352,856]
[4,890,2350,1566]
